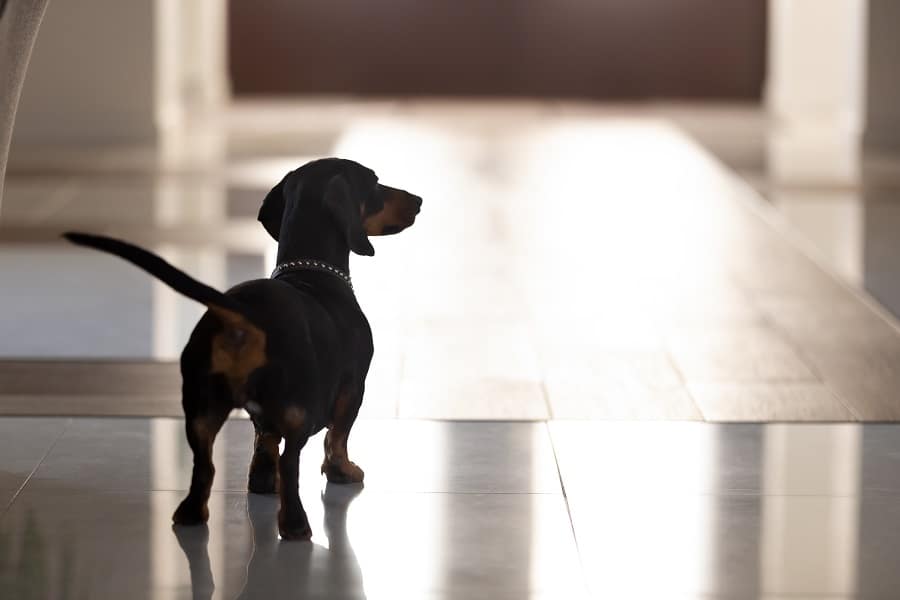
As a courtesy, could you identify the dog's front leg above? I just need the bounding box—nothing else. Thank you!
[277,431,311,540]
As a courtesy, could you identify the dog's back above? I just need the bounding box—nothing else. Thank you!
[180,276,373,434]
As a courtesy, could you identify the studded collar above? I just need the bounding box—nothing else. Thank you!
[271,259,353,291]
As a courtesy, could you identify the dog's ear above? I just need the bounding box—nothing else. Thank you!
[323,174,375,256]
[258,173,291,241]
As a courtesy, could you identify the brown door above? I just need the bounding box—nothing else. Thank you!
[229,0,766,100]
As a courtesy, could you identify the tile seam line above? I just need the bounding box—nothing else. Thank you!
[661,347,706,422]
[0,417,72,518]
[544,420,590,597]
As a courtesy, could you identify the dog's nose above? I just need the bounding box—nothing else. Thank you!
[412,195,423,210]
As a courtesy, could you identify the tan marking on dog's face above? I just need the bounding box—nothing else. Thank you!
[364,187,421,236]
[208,306,267,403]
[283,406,306,430]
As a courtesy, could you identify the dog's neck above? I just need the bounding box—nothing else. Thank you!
[275,220,351,273]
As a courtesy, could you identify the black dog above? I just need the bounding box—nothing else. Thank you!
[65,158,421,539]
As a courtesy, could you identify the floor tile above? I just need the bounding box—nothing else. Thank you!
[0,488,584,600]
[568,492,900,598]
[689,383,856,422]
[0,358,403,418]
[755,292,900,347]
[402,321,542,382]
[542,351,683,387]
[0,361,179,396]
[534,318,664,352]
[27,418,563,494]
[541,351,698,419]
[669,345,818,383]
[649,282,765,328]
[800,343,900,420]
[664,326,821,383]
[856,425,900,495]
[545,379,701,420]
[398,377,549,420]
[550,421,900,497]
[0,361,182,417]
[0,392,183,418]
[0,417,68,502]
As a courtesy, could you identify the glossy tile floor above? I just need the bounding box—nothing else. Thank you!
[2,101,900,421]
[2,101,900,597]
[4,417,900,599]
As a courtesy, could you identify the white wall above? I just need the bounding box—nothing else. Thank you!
[13,1,158,146]
[766,0,868,184]
[11,0,228,149]
[767,0,867,131]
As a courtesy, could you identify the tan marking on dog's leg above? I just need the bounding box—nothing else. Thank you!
[322,388,364,483]
[283,406,306,430]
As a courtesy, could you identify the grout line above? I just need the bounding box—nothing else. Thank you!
[0,417,72,518]
[539,380,555,421]
[661,347,707,422]
[543,420,588,593]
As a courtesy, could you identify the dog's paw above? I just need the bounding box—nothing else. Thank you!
[278,515,312,541]
[172,499,209,525]
[321,460,365,484]
[248,467,279,495]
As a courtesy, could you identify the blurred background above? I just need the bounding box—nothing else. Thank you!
[3,3,900,598]
[0,0,898,420]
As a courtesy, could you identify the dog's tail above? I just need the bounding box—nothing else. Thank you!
[63,231,259,329]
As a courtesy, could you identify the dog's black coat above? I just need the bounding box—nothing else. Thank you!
[65,158,421,539]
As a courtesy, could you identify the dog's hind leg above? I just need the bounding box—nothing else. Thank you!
[173,377,231,526]
[322,384,365,484]
[277,429,311,540]
[246,366,284,494]
[248,427,282,494]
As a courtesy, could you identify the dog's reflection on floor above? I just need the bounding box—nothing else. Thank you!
[173,483,366,599]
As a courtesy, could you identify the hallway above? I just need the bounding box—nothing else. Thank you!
[1,101,898,421]
[2,101,900,598]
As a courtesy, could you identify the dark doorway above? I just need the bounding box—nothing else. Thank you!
[229,1,767,100]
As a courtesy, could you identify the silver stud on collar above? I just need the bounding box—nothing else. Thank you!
[271,259,353,290]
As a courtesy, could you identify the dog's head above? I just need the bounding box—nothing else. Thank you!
[258,158,422,256]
